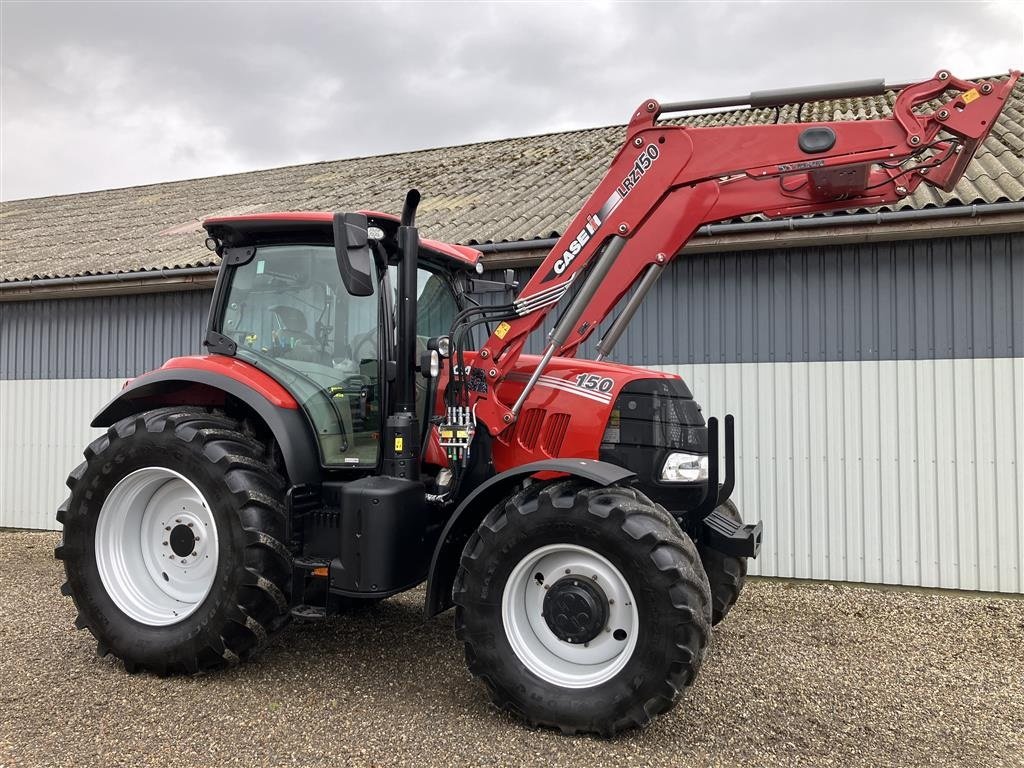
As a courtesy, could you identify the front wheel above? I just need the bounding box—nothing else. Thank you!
[454,480,712,736]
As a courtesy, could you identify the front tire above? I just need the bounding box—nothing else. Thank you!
[454,480,712,736]
[56,407,292,674]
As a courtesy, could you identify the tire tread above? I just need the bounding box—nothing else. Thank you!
[56,406,291,675]
[454,479,712,737]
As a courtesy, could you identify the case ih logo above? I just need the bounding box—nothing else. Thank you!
[544,144,660,281]
[552,213,602,276]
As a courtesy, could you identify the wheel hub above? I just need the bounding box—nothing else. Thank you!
[169,524,197,558]
[542,577,608,644]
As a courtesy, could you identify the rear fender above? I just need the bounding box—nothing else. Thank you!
[91,364,320,485]
[424,458,636,617]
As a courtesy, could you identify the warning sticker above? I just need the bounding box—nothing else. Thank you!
[494,321,511,339]
[962,88,980,104]
[394,436,404,452]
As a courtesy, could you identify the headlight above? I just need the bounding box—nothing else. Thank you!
[660,452,708,483]
[432,335,452,358]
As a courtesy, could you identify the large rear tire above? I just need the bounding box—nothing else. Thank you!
[698,499,748,626]
[55,407,292,674]
[454,480,712,736]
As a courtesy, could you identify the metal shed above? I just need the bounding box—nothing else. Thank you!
[2,76,1022,593]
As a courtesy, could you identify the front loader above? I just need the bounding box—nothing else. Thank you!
[56,70,1017,735]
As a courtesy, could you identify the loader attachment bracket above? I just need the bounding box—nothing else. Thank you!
[702,508,763,559]
[690,414,737,520]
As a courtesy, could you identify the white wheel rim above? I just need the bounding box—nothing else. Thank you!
[95,467,219,626]
[501,543,639,689]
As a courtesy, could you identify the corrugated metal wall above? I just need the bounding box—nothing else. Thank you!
[486,233,1023,593]
[1,234,1021,593]
[658,359,1023,594]
[0,290,212,380]
[491,233,1023,364]
[0,378,123,530]
[0,291,212,531]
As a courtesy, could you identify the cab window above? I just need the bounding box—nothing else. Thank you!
[388,266,460,424]
[217,245,382,467]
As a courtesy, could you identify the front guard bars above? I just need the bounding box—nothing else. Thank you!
[692,414,763,558]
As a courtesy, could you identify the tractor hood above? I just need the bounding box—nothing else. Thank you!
[440,353,698,473]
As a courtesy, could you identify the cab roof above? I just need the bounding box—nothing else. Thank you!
[202,211,482,270]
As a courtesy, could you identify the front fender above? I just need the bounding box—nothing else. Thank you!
[91,358,320,485]
[423,458,636,617]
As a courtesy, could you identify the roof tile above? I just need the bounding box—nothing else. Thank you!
[2,75,1021,282]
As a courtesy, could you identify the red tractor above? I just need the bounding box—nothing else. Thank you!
[57,70,1016,735]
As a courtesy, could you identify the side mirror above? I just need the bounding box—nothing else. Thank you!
[467,269,519,296]
[332,212,375,297]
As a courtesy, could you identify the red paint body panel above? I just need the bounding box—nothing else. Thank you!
[156,356,299,409]
[202,210,482,269]
[433,353,677,473]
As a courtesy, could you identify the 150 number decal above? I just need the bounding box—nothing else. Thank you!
[574,374,614,393]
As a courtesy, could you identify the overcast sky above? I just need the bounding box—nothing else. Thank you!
[1,0,1021,201]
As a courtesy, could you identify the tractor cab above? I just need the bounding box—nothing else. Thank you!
[202,211,481,471]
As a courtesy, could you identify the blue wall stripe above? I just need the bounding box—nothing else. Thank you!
[489,232,1022,365]
[1,233,1019,381]
[1,291,211,380]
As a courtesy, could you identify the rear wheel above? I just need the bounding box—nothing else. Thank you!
[56,407,292,674]
[454,480,712,736]
[698,500,748,626]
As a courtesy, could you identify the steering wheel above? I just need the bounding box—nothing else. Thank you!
[350,330,378,363]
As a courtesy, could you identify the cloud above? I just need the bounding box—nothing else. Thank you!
[1,0,1020,200]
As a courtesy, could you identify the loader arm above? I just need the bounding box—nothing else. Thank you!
[447,70,1019,436]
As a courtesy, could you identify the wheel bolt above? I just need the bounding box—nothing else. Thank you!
[564,568,571,574]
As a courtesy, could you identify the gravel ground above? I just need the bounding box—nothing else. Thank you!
[0,530,1021,768]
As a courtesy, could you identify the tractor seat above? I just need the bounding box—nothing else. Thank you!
[270,305,320,361]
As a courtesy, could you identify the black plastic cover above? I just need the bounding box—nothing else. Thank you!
[320,476,433,596]
[798,126,837,154]
[332,212,375,297]
[599,378,707,513]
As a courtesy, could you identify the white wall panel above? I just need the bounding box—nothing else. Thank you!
[2,364,1021,594]
[655,358,1024,594]
[0,379,121,530]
